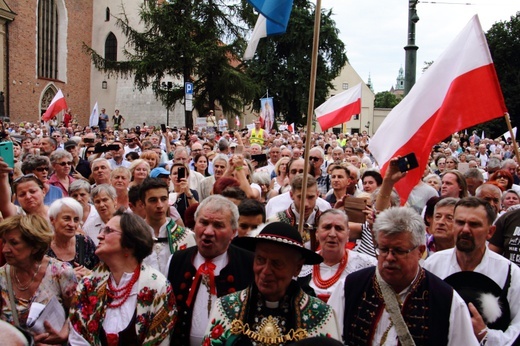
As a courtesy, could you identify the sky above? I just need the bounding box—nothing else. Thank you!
[318,0,518,93]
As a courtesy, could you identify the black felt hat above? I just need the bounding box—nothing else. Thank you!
[234,222,323,265]
[444,271,510,331]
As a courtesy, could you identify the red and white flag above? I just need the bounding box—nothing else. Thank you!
[369,15,507,203]
[42,89,68,122]
[315,83,362,131]
[288,123,295,133]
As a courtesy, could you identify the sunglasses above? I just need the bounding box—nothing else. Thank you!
[309,156,321,162]
[56,161,73,166]
[13,174,44,189]
[290,169,305,175]
[34,167,49,172]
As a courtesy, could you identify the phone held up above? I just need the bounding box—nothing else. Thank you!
[396,153,419,173]
[177,167,186,182]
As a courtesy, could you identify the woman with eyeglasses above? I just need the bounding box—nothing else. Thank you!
[48,150,76,197]
[69,210,177,345]
[0,214,77,344]
[47,198,100,280]
[298,209,376,303]
[489,170,514,191]
[20,155,63,205]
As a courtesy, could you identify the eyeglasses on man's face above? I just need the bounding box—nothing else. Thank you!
[375,245,418,258]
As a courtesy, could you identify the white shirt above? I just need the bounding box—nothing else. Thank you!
[142,218,196,276]
[190,252,228,346]
[327,267,478,345]
[82,208,103,246]
[424,247,520,346]
[265,191,331,219]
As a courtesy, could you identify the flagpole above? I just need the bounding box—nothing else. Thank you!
[504,113,520,164]
[298,0,322,248]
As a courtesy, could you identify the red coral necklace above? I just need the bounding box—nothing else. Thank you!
[313,252,348,289]
[107,265,140,308]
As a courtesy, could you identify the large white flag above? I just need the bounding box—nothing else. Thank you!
[89,102,99,128]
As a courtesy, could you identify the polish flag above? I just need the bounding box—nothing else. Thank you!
[42,89,68,122]
[315,83,362,131]
[369,15,507,203]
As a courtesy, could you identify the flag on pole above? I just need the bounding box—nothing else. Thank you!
[369,15,507,203]
[503,127,517,141]
[41,90,68,122]
[89,102,100,128]
[244,0,294,60]
[288,123,294,133]
[481,130,485,140]
[315,83,362,131]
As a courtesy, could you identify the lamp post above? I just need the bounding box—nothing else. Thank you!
[404,0,419,96]
[161,81,173,126]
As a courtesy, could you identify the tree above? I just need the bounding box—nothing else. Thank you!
[243,0,347,126]
[486,12,520,137]
[84,1,259,128]
[374,91,401,108]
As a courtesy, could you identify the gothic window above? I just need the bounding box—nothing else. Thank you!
[105,33,117,62]
[37,0,58,79]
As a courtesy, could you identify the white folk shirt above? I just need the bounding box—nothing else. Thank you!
[328,267,478,346]
[424,247,520,346]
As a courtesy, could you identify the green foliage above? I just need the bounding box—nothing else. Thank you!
[84,0,259,128]
[243,0,348,127]
[485,12,520,137]
[374,91,401,108]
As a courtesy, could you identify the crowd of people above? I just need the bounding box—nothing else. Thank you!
[0,118,520,345]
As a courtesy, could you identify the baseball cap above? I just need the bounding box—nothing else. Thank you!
[150,167,170,178]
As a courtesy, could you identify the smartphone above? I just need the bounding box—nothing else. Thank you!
[0,141,14,168]
[397,153,419,172]
[251,154,268,168]
[177,167,186,181]
[161,124,167,133]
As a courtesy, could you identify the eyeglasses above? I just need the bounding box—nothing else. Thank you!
[34,167,49,172]
[56,161,73,166]
[99,226,122,236]
[495,175,507,180]
[375,245,418,258]
[13,174,44,189]
[309,156,321,162]
[290,169,305,175]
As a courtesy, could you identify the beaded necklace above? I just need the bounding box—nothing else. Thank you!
[107,265,140,309]
[312,252,348,289]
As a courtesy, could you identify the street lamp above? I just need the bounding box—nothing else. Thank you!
[161,81,173,126]
[404,0,419,96]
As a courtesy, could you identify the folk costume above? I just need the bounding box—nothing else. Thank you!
[206,222,341,345]
[143,218,196,275]
[69,263,176,346]
[424,247,520,345]
[267,204,322,248]
[297,250,376,302]
[167,245,254,346]
[328,266,477,345]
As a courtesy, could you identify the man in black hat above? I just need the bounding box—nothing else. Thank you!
[424,197,520,345]
[329,206,477,345]
[202,222,340,345]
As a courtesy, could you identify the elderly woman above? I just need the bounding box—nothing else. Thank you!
[47,198,99,279]
[82,184,118,246]
[298,209,376,302]
[110,167,132,210]
[129,159,150,188]
[252,171,274,204]
[0,215,77,344]
[445,155,459,171]
[48,150,75,197]
[423,173,442,194]
[69,179,99,227]
[501,189,520,213]
[69,210,177,345]
[20,155,63,205]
